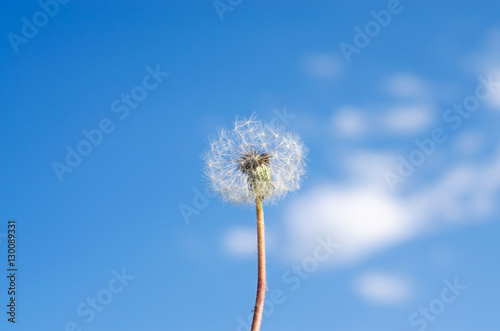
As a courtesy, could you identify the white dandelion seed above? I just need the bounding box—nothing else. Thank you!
[202,114,307,205]
[201,113,307,331]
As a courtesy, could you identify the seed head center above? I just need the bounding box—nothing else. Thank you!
[238,147,272,174]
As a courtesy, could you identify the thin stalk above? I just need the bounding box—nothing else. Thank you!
[251,197,266,331]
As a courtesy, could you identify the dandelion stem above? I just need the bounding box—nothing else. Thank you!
[251,197,266,331]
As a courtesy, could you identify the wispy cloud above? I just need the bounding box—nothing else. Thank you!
[285,185,417,264]
[283,148,500,265]
[385,73,430,99]
[223,227,257,257]
[332,107,367,139]
[453,131,485,156]
[354,272,413,305]
[465,29,500,109]
[381,104,435,134]
[301,52,343,79]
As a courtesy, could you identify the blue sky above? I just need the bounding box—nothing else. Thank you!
[1,1,500,330]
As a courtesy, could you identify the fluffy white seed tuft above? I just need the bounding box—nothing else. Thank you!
[202,114,307,205]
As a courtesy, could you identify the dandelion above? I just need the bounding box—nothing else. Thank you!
[202,114,307,331]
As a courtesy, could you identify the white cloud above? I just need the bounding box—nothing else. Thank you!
[284,148,500,265]
[468,29,500,74]
[286,186,418,264]
[342,151,397,187]
[487,68,500,108]
[414,153,500,222]
[301,53,342,79]
[465,29,500,109]
[386,73,429,99]
[354,272,413,305]
[382,105,435,134]
[223,227,256,257]
[332,107,367,138]
[453,131,485,155]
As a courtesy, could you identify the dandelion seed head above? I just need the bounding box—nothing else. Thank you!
[202,114,307,205]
